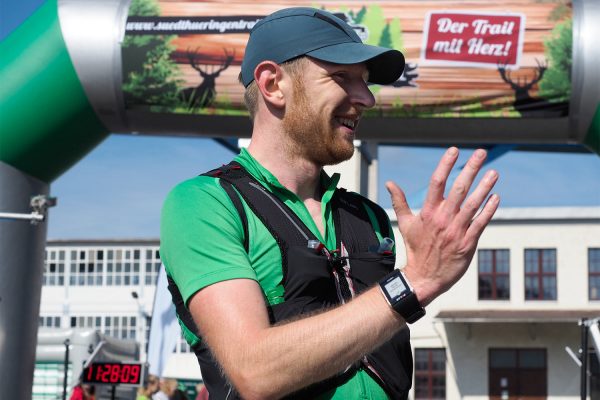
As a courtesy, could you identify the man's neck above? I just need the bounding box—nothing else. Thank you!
[248,140,327,238]
[247,137,322,202]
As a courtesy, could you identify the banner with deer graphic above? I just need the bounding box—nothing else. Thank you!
[121,0,572,119]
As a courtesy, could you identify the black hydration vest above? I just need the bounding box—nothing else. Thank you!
[167,163,413,399]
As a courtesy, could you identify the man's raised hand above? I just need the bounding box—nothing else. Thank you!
[385,147,500,307]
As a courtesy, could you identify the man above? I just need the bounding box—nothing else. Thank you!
[161,7,499,400]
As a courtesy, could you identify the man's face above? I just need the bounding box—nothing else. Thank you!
[282,58,376,166]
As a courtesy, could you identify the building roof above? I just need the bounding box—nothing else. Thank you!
[436,309,600,323]
[46,238,159,246]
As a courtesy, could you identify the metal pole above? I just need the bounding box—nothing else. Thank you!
[111,385,116,400]
[63,339,70,400]
[0,211,45,222]
[582,318,589,400]
[0,162,49,400]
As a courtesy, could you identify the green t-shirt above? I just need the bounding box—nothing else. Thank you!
[160,148,392,399]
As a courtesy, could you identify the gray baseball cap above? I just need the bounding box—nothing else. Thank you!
[240,7,405,87]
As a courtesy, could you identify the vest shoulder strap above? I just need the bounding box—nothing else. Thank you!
[208,162,317,245]
[220,178,250,253]
[332,188,391,253]
[205,162,391,253]
[203,162,319,282]
[355,191,391,239]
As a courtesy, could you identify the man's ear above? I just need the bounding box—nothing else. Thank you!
[254,61,286,108]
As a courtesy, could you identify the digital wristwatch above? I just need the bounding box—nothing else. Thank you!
[378,269,426,324]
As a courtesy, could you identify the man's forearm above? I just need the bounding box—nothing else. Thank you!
[192,282,405,400]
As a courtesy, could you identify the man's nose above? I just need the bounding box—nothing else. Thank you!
[350,80,376,109]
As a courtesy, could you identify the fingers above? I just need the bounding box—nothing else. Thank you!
[423,147,460,210]
[444,149,487,213]
[454,169,499,228]
[466,193,500,241]
[386,181,412,220]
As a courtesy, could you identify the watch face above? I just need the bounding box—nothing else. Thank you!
[379,270,425,323]
[384,276,407,301]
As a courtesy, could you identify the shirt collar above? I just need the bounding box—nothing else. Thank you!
[233,148,340,199]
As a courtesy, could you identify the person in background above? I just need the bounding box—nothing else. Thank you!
[151,377,169,400]
[162,378,189,400]
[136,386,151,400]
[68,380,94,400]
[194,383,209,400]
[136,375,157,400]
[82,385,95,400]
[68,382,84,400]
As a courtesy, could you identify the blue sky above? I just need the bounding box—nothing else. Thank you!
[46,135,600,239]
[4,0,600,240]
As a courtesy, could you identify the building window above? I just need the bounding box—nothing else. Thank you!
[45,243,159,287]
[478,249,510,300]
[92,249,104,285]
[489,348,546,398]
[70,315,103,331]
[39,316,61,328]
[105,316,137,340]
[590,248,600,300]
[524,249,557,300]
[415,348,446,399]
[106,248,140,286]
[43,250,65,286]
[145,248,161,285]
[69,249,103,286]
[70,315,137,341]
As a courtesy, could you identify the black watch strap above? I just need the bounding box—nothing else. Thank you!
[393,290,426,323]
[379,270,426,324]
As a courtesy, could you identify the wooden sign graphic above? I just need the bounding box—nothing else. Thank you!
[121,0,571,119]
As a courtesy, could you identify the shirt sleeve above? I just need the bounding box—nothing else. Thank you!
[160,176,257,306]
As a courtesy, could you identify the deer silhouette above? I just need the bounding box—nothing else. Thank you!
[497,59,567,117]
[180,48,235,110]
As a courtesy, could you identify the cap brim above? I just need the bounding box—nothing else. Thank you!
[307,42,405,85]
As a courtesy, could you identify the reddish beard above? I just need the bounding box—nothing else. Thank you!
[282,79,355,166]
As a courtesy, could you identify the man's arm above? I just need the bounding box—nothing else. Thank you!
[189,278,403,400]
[188,147,499,400]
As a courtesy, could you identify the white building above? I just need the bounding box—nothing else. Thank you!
[41,239,162,350]
[38,239,198,398]
[40,207,600,399]
[394,206,600,399]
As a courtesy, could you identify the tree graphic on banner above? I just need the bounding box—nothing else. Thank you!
[121,0,183,110]
[538,17,572,104]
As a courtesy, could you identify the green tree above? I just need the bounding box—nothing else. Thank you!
[128,0,159,16]
[538,18,572,102]
[361,5,385,46]
[389,17,404,52]
[377,18,404,52]
[121,0,182,109]
[355,6,367,23]
[379,23,392,48]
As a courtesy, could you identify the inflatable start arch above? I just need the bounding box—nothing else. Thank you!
[0,0,598,398]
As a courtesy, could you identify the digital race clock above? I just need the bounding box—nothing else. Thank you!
[82,362,144,386]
